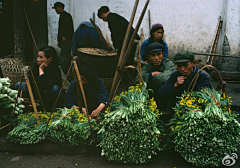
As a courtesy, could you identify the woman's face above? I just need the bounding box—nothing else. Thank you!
[37,51,47,66]
[152,29,164,41]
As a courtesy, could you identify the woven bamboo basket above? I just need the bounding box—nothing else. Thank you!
[0,58,25,89]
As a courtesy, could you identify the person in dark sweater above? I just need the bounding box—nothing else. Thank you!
[98,6,140,87]
[72,21,106,56]
[158,51,212,120]
[15,46,65,111]
[53,2,74,75]
[65,64,109,118]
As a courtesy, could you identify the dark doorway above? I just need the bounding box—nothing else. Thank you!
[0,0,14,57]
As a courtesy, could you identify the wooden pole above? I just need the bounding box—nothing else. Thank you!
[107,0,150,107]
[90,19,112,50]
[24,73,40,126]
[138,43,141,74]
[23,7,38,53]
[148,10,151,30]
[141,28,144,44]
[72,56,93,142]
[107,0,140,107]
[28,66,46,112]
[93,12,95,24]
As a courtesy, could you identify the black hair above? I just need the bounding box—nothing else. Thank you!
[97,6,109,18]
[39,46,60,67]
[79,64,97,82]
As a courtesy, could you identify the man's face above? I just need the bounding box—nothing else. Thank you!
[54,7,63,14]
[148,51,164,67]
[100,12,109,22]
[176,60,196,77]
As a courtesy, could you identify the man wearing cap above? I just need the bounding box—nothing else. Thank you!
[53,2,74,75]
[158,51,212,119]
[65,64,109,119]
[136,43,175,109]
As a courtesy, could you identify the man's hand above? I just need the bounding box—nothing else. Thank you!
[39,57,52,70]
[91,109,100,118]
[141,60,149,66]
[174,76,187,87]
[72,105,79,110]
[62,37,67,42]
[151,71,160,77]
[82,107,87,116]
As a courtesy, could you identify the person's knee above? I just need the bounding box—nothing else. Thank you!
[15,82,20,90]
[51,85,60,94]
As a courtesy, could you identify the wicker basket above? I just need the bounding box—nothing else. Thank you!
[0,58,25,89]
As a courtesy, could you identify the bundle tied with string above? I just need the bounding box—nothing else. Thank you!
[98,83,163,164]
[0,58,25,89]
[167,65,240,167]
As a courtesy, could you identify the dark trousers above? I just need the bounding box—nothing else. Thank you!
[15,82,66,111]
[60,41,72,75]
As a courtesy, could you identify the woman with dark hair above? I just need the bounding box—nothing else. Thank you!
[15,46,65,111]
[140,23,168,65]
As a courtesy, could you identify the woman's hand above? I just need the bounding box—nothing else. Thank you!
[91,109,100,118]
[39,57,52,70]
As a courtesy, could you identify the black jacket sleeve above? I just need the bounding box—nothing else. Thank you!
[58,12,74,42]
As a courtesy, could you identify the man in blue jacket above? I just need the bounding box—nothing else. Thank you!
[158,51,212,120]
[65,65,109,118]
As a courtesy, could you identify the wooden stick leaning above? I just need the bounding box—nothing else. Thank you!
[24,71,40,126]
[107,0,140,107]
[72,56,94,143]
[27,66,46,112]
[23,7,38,53]
[107,0,150,108]
[90,19,112,51]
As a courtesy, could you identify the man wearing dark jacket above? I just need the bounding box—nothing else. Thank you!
[158,51,212,120]
[98,6,140,86]
[53,2,74,75]
[65,65,109,118]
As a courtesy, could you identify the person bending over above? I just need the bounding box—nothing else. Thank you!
[65,65,109,118]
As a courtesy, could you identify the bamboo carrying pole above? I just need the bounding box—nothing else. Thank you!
[193,52,240,59]
[107,0,150,107]
[24,72,40,126]
[23,7,38,53]
[148,10,151,30]
[90,19,112,50]
[107,0,140,107]
[138,43,141,74]
[72,57,93,142]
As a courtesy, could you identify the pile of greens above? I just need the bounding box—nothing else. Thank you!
[0,78,25,124]
[7,107,98,145]
[168,88,240,167]
[98,83,162,164]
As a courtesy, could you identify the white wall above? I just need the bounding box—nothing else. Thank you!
[47,0,240,58]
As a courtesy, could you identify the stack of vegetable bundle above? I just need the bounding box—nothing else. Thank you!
[98,83,162,164]
[7,108,98,145]
[0,78,25,123]
[169,88,240,167]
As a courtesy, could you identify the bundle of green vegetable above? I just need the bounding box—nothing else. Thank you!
[168,88,240,167]
[7,107,98,145]
[98,83,162,164]
[0,78,25,124]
